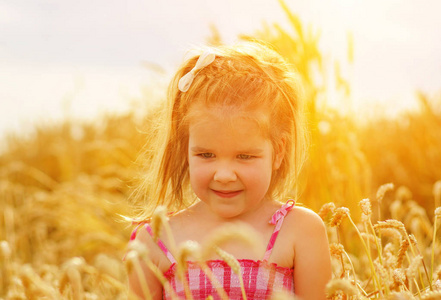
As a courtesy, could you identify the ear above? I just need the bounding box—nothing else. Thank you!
[273,137,286,170]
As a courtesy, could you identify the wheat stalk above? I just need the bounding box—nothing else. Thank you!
[125,251,152,300]
[176,241,200,300]
[430,207,441,286]
[127,239,179,300]
[214,247,247,300]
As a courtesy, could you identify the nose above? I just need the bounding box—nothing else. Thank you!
[213,162,237,183]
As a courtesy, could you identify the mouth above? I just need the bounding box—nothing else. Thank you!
[211,189,242,198]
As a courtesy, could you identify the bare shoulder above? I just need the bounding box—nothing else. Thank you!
[285,205,326,234]
[285,205,332,300]
[284,205,329,254]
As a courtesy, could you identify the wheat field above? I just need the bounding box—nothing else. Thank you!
[1,2,441,299]
[1,105,440,299]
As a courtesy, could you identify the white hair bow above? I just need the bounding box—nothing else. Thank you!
[178,51,216,92]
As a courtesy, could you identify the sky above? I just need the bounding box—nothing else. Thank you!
[1,0,441,138]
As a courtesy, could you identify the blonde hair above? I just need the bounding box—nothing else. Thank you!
[133,41,308,218]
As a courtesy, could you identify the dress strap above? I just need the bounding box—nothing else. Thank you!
[129,223,177,264]
[263,200,295,262]
[145,224,178,264]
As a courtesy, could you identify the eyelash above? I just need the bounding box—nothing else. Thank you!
[237,154,253,160]
[197,153,254,160]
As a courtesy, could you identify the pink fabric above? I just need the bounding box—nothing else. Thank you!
[129,200,296,299]
[263,200,294,261]
[163,260,293,299]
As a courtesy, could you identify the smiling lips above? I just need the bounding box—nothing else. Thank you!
[212,189,243,198]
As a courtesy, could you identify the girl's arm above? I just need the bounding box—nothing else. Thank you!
[292,207,332,300]
[127,228,164,300]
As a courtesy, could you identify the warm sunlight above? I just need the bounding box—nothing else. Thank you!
[1,1,441,137]
[1,1,441,299]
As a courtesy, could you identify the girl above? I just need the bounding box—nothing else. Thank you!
[127,42,332,300]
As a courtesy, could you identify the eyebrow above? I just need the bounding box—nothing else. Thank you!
[190,146,211,152]
[190,146,265,154]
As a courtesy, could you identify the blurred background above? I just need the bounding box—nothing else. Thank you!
[1,1,441,298]
[2,0,441,137]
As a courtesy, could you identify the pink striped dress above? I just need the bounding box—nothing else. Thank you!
[131,200,295,299]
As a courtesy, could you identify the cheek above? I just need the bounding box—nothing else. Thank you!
[189,160,211,187]
[244,161,273,187]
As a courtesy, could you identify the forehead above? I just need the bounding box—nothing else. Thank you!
[186,103,270,136]
[188,110,273,154]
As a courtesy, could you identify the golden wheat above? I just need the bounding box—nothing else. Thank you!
[1,2,440,298]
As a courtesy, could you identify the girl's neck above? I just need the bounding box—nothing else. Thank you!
[191,198,279,226]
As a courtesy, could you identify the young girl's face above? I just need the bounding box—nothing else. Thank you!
[187,107,282,219]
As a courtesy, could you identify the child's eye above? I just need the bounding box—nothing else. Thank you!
[200,153,215,159]
[238,154,252,160]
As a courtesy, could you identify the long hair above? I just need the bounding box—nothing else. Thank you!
[132,41,308,219]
